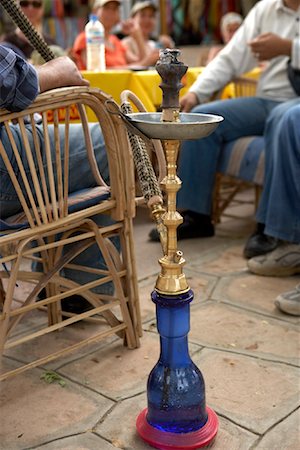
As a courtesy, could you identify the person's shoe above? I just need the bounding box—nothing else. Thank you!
[37,289,92,315]
[148,210,214,242]
[243,223,279,259]
[247,243,300,277]
[61,296,93,315]
[275,284,300,316]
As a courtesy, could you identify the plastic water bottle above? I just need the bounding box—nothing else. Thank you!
[85,14,106,71]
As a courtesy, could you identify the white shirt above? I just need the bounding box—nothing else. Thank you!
[190,0,300,102]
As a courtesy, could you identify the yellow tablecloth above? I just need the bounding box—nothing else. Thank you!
[82,68,205,114]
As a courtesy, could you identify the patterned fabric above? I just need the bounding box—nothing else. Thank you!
[217,136,264,186]
[0,45,38,112]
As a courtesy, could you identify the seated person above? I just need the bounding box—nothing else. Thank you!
[0,45,113,312]
[72,0,157,70]
[206,12,243,64]
[246,104,300,315]
[148,0,299,247]
[0,0,56,60]
[122,1,174,62]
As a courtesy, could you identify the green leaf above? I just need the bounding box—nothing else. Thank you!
[40,370,66,387]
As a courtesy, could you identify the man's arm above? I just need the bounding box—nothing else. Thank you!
[0,45,39,112]
[0,45,89,113]
[288,39,300,95]
[180,3,260,111]
[36,57,89,93]
[290,39,300,70]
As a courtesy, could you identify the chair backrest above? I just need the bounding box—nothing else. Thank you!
[0,86,135,229]
[232,75,258,97]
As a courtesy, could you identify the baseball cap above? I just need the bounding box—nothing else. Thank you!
[220,12,243,34]
[93,0,121,9]
[130,1,157,17]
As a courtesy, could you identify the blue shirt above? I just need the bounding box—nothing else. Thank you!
[0,45,39,112]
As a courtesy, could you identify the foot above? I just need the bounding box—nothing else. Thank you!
[148,210,214,242]
[275,284,300,316]
[38,289,92,315]
[243,223,279,259]
[247,243,300,277]
[61,295,93,315]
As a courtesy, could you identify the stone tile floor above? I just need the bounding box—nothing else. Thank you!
[1,191,299,450]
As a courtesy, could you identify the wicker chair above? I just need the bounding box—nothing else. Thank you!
[212,75,264,223]
[0,86,141,380]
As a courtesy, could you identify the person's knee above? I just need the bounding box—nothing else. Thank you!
[266,100,299,130]
[282,105,300,130]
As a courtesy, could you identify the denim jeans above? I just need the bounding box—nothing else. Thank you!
[0,123,116,294]
[177,97,300,219]
[256,103,300,243]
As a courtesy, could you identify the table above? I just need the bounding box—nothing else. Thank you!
[81,66,261,120]
[81,67,204,113]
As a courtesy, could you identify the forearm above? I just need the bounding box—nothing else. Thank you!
[129,28,147,61]
[291,39,300,69]
[36,64,60,93]
[36,57,89,93]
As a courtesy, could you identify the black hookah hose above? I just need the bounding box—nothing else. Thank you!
[0,0,55,61]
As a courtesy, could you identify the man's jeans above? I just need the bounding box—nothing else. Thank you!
[177,97,300,223]
[256,103,300,243]
[0,123,116,294]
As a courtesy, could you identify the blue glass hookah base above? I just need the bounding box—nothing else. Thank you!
[146,290,208,434]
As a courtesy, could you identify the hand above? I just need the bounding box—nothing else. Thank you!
[36,56,89,93]
[158,35,175,49]
[248,33,292,61]
[121,18,140,37]
[140,48,160,66]
[180,92,199,112]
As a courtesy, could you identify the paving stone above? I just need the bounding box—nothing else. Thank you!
[0,361,113,450]
[204,416,258,450]
[59,332,160,400]
[193,349,300,434]
[213,273,300,322]
[3,316,118,371]
[96,393,152,449]
[132,209,163,280]
[189,243,248,275]
[255,409,300,450]
[216,207,255,238]
[33,432,116,450]
[189,302,299,364]
[97,393,258,450]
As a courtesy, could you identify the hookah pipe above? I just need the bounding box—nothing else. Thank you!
[120,90,168,253]
[0,0,55,61]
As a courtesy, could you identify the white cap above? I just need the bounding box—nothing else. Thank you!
[93,0,121,9]
[130,1,157,17]
[220,12,243,34]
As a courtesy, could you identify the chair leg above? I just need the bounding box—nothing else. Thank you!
[0,256,23,354]
[0,279,5,308]
[122,216,142,339]
[85,219,138,349]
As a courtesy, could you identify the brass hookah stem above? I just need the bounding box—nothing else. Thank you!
[162,139,181,262]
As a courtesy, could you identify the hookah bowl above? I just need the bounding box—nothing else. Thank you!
[129,49,223,450]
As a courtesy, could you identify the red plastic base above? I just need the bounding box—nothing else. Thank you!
[136,406,218,450]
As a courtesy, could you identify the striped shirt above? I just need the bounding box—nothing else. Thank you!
[0,45,39,112]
